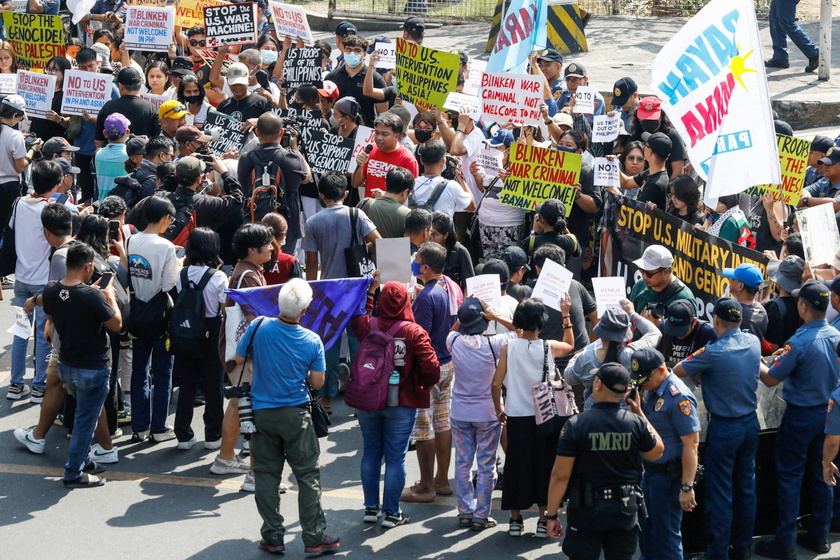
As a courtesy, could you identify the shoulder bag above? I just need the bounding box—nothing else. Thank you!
[344,207,375,278]
[532,340,577,435]
[224,269,257,361]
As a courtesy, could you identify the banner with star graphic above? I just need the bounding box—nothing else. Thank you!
[650,0,780,200]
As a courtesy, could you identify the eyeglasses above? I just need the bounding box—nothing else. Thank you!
[162,104,187,118]
[642,268,665,278]
[565,76,582,83]
[189,39,206,47]
[626,155,644,163]
[44,66,60,74]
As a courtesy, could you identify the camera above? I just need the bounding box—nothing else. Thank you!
[24,133,41,148]
[646,301,668,319]
[441,154,460,181]
[224,383,256,433]
[280,115,306,149]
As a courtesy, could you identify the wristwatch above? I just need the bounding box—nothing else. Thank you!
[680,483,695,493]
[543,511,558,520]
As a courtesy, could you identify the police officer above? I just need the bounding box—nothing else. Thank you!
[822,340,840,531]
[674,296,760,560]
[630,348,699,560]
[545,363,664,560]
[756,280,840,559]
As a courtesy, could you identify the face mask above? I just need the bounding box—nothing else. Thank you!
[344,53,362,68]
[329,114,342,128]
[195,144,209,155]
[261,50,278,65]
[414,129,433,144]
[288,100,304,111]
[411,260,423,277]
[557,146,577,153]
[183,94,201,104]
[640,119,659,133]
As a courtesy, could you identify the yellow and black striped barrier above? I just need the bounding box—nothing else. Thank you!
[486,0,588,55]
[485,0,508,53]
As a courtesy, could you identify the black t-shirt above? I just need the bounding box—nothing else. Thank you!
[741,301,768,340]
[30,90,65,140]
[556,401,657,490]
[534,231,582,260]
[217,93,272,123]
[659,319,717,366]
[664,128,686,177]
[748,199,783,255]
[763,296,801,347]
[42,281,116,369]
[95,94,162,142]
[566,162,602,243]
[324,63,387,128]
[541,279,597,369]
[634,169,669,210]
[507,281,532,302]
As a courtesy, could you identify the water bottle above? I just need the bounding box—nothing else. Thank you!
[387,371,400,407]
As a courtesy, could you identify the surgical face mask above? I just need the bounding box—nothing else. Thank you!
[261,49,278,65]
[640,119,659,133]
[557,145,577,153]
[344,52,363,68]
[414,129,433,144]
[183,94,201,104]
[329,114,342,128]
[411,260,424,277]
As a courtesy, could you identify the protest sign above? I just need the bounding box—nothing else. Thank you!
[477,147,503,178]
[204,2,257,47]
[745,134,809,206]
[17,70,55,119]
[373,42,396,69]
[601,193,769,323]
[465,274,502,308]
[67,0,96,24]
[192,47,238,76]
[7,307,32,339]
[273,107,322,147]
[592,114,620,143]
[3,13,64,71]
[796,202,840,267]
[267,1,314,46]
[176,0,230,28]
[572,86,596,114]
[61,70,112,116]
[124,6,174,52]
[498,142,581,214]
[443,92,481,119]
[395,39,460,110]
[480,72,542,126]
[140,92,169,110]
[594,157,620,188]
[376,238,412,284]
[347,125,376,173]
[591,276,627,317]
[532,259,573,311]
[203,110,244,155]
[463,59,486,96]
[282,47,323,89]
[0,74,17,95]
[302,130,355,175]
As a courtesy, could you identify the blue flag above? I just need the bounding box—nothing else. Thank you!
[226,277,373,351]
[485,0,548,74]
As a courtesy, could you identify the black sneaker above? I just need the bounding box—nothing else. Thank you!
[303,535,340,556]
[805,54,819,73]
[729,545,751,560]
[381,511,409,528]
[131,430,149,443]
[754,540,796,560]
[363,506,381,523]
[796,531,829,553]
[764,59,790,69]
[258,535,285,554]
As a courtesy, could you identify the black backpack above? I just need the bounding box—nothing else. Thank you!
[247,148,288,222]
[169,266,215,356]
[110,176,143,210]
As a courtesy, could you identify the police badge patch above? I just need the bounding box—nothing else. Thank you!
[685,347,705,362]
[654,398,664,412]
[679,400,692,416]
[829,399,835,414]
[669,383,679,396]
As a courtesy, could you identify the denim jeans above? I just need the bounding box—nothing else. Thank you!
[12,281,49,391]
[769,0,818,62]
[131,337,173,433]
[58,364,110,480]
[357,405,418,515]
[322,326,359,398]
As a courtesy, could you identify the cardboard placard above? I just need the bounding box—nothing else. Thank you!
[477,147,503,178]
[796,202,840,267]
[2,13,65,71]
[498,142,582,214]
[592,114,620,143]
[124,6,174,52]
[347,125,375,173]
[140,92,170,110]
[204,2,257,47]
[203,110,244,155]
[395,38,460,110]
[442,92,481,119]
[16,70,56,119]
[267,1,314,46]
[61,70,112,116]
[282,47,323,89]
[302,130,355,175]
[373,42,396,69]
[175,0,230,28]
[375,237,412,284]
[745,134,809,206]
[531,258,572,311]
[591,276,627,318]
[192,47,239,76]
[572,86,596,114]
[594,157,620,187]
[465,274,502,309]
[0,73,18,95]
[480,72,542,126]
[462,59,486,96]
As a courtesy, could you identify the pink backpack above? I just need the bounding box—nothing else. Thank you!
[345,318,407,412]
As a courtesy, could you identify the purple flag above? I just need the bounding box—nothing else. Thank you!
[226,277,373,351]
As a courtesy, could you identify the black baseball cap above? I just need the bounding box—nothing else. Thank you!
[830,275,840,296]
[536,48,563,64]
[792,279,830,311]
[42,137,79,158]
[597,363,631,394]
[403,16,425,31]
[537,198,566,225]
[642,131,672,160]
[116,67,143,87]
[713,297,742,322]
[476,258,510,285]
[774,120,793,136]
[170,56,195,76]
[611,77,637,107]
[335,21,357,37]
[501,246,530,272]
[661,299,696,337]
[564,62,586,78]
[457,297,488,335]
[811,135,834,154]
[819,146,840,166]
[629,347,665,384]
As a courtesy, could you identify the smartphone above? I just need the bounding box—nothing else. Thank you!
[108,220,121,242]
[176,246,186,259]
[196,153,214,162]
[81,197,93,207]
[55,193,69,205]
[99,272,113,289]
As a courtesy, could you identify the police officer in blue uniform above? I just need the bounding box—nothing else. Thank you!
[821,340,840,526]
[674,297,761,560]
[631,347,699,560]
[756,280,840,559]
[544,363,664,560]
[798,147,840,210]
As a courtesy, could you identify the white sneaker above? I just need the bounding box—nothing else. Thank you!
[204,438,221,450]
[210,454,250,475]
[177,436,198,450]
[14,427,45,454]
[150,428,176,443]
[88,443,119,464]
[240,473,255,492]
[30,386,45,404]
[7,383,31,401]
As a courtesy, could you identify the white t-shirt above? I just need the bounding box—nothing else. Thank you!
[175,265,228,317]
[0,125,25,184]
[10,196,51,285]
[411,175,472,216]
[485,293,519,334]
[459,127,485,201]
[476,172,526,228]
[126,232,180,302]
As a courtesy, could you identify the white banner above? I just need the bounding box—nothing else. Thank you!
[592,114,620,143]
[594,157,620,187]
[17,70,55,119]
[61,70,111,116]
[373,42,396,69]
[124,6,174,52]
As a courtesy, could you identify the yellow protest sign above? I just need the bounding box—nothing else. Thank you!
[176,0,230,29]
[745,134,809,206]
[498,143,582,214]
[2,13,64,71]
[395,38,459,110]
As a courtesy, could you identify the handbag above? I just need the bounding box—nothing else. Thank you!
[307,382,331,438]
[532,341,577,435]
[224,269,256,361]
[344,207,375,278]
[0,196,20,277]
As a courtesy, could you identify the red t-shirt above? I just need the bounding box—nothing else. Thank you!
[263,252,297,286]
[361,144,419,198]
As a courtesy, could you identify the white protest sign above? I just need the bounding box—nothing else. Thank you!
[477,147,503,178]
[573,86,596,114]
[204,2,257,47]
[375,237,412,284]
[591,276,627,318]
[480,73,542,126]
[124,6,174,52]
[7,307,32,339]
[462,59,486,96]
[594,157,620,187]
[61,70,111,116]
[17,70,55,119]
[531,258,572,311]
[466,274,502,309]
[66,0,96,24]
[347,125,375,173]
[443,92,481,119]
[592,114,620,143]
[0,74,17,95]
[267,1,313,46]
[796,202,840,266]
[140,92,169,110]
[374,42,396,69]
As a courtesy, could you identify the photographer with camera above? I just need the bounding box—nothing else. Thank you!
[629,245,695,326]
[409,140,475,216]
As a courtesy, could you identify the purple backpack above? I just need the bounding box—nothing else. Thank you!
[345,318,407,412]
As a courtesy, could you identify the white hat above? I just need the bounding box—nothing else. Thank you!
[226,62,250,86]
[1,94,27,118]
[552,112,573,129]
[632,245,673,271]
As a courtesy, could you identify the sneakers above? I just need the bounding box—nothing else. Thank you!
[279,482,288,494]
[14,427,45,454]
[131,430,149,443]
[754,540,796,560]
[304,535,340,556]
[88,443,119,464]
[240,439,250,457]
[111,428,123,439]
[210,454,250,475]
[338,361,350,393]
[30,386,45,404]
[363,506,381,523]
[118,406,131,425]
[54,413,64,427]
[7,383,31,400]
[508,517,523,537]
[764,59,790,69]
[381,512,409,528]
[258,535,285,554]
[536,519,548,538]
[150,428,176,443]
[204,438,221,450]
[177,436,198,450]
[241,473,255,492]
[805,54,819,73]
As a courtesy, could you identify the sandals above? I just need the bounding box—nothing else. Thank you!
[458,514,473,528]
[63,473,105,488]
[472,517,497,531]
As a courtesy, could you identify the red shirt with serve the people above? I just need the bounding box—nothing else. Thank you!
[361,144,419,198]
